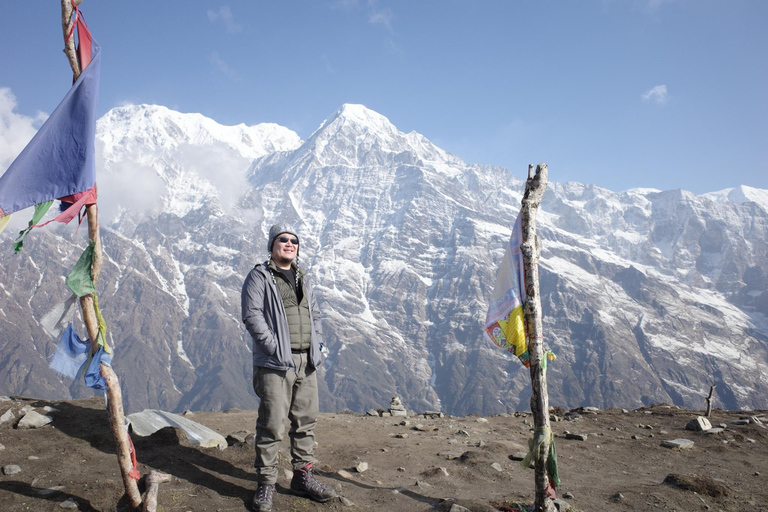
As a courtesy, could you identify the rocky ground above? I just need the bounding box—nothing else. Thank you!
[0,396,766,511]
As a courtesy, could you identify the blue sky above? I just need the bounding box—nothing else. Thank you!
[1,1,766,194]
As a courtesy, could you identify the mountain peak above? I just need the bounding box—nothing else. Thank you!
[97,104,301,161]
[301,104,462,171]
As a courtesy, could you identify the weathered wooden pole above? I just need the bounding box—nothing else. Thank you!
[705,384,716,417]
[60,1,143,509]
[520,163,554,512]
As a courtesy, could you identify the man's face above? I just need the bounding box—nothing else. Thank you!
[271,232,298,267]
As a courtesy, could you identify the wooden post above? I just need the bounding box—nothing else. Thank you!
[60,1,142,509]
[521,163,554,512]
[705,385,716,417]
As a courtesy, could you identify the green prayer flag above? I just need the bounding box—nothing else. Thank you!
[66,241,97,297]
[13,201,53,253]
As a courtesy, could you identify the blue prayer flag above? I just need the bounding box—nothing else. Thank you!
[0,41,100,217]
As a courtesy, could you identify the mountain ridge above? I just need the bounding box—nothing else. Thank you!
[0,103,766,416]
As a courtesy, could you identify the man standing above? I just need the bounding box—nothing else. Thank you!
[241,223,337,511]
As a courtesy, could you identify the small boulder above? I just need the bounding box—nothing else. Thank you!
[17,410,53,429]
[355,461,369,473]
[2,464,21,475]
[59,498,78,509]
[686,416,712,432]
[661,439,694,450]
[0,408,15,424]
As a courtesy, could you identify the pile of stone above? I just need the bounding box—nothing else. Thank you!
[389,396,407,417]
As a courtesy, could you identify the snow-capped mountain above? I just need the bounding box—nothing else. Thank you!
[1,103,766,415]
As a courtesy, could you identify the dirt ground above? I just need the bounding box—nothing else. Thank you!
[0,396,766,512]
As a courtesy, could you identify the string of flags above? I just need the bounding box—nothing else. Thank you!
[0,4,109,390]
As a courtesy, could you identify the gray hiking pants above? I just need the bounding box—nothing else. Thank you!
[252,352,318,484]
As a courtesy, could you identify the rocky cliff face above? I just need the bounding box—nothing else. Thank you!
[1,103,766,415]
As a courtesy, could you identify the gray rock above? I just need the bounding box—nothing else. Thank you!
[731,419,750,425]
[415,480,432,488]
[127,409,227,449]
[510,451,528,461]
[0,408,14,424]
[337,469,354,479]
[2,464,21,475]
[0,443,4,451]
[491,462,503,472]
[340,496,355,507]
[661,439,695,450]
[686,416,712,432]
[366,409,380,416]
[226,432,247,445]
[449,504,471,512]
[390,408,408,417]
[563,492,574,499]
[394,433,408,439]
[476,417,488,423]
[245,433,256,446]
[17,410,53,429]
[19,405,33,415]
[438,451,462,459]
[582,406,599,413]
[59,499,78,509]
[706,427,725,434]
[553,498,572,511]
[0,396,10,401]
[355,461,369,473]
[565,433,588,441]
[43,406,59,413]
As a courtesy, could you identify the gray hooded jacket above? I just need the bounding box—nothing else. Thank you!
[241,261,325,370]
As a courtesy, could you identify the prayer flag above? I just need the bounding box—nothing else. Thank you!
[484,212,530,366]
[49,324,90,379]
[0,15,100,220]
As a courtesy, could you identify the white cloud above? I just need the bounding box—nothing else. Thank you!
[95,141,166,226]
[206,6,242,34]
[208,52,240,81]
[368,6,394,32]
[642,84,668,104]
[171,142,253,216]
[0,88,48,174]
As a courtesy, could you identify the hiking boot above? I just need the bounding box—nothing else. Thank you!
[251,483,275,511]
[290,464,338,503]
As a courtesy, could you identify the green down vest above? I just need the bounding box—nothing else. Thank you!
[269,260,312,351]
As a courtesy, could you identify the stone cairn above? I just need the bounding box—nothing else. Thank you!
[389,396,407,417]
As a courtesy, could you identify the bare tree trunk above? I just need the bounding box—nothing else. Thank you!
[521,164,554,512]
[143,471,172,512]
[103,365,143,508]
[60,2,142,509]
[705,385,716,417]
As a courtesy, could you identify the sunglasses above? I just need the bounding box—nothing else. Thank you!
[277,236,299,245]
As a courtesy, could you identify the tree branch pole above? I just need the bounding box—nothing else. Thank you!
[521,163,554,512]
[705,385,716,417]
[60,1,142,509]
